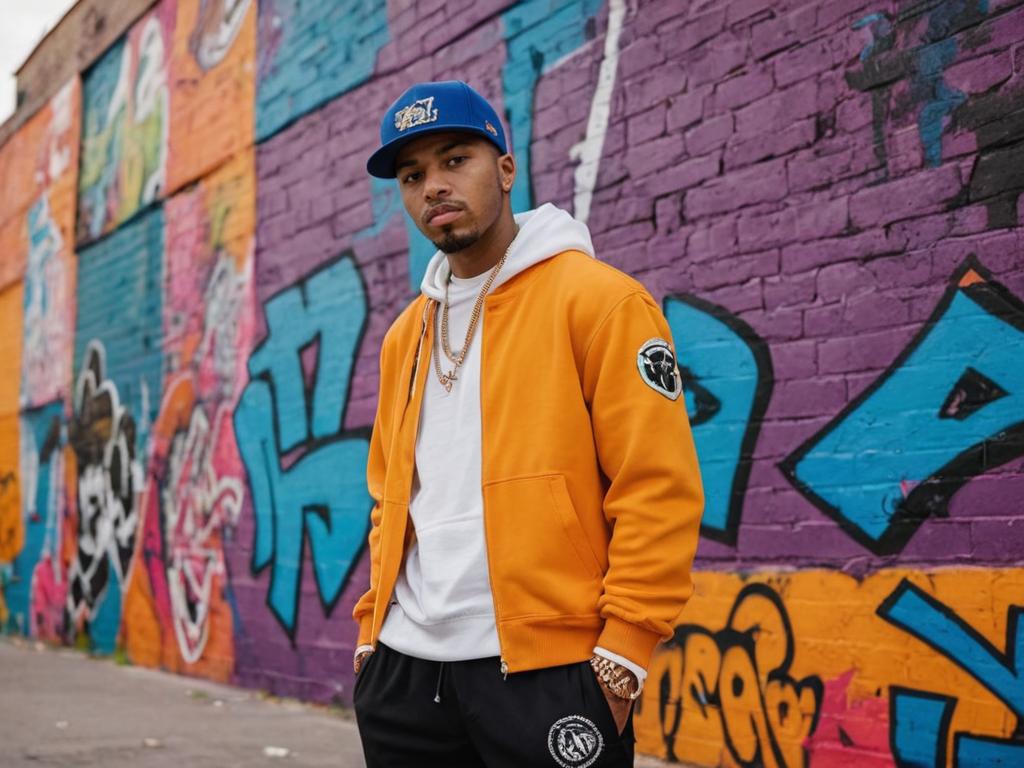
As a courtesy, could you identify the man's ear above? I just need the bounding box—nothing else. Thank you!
[498,153,516,193]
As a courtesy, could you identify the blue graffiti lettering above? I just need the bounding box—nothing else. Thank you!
[234,255,371,638]
[256,0,390,140]
[664,295,772,544]
[889,687,955,768]
[781,258,1024,554]
[501,0,603,214]
[880,579,1024,763]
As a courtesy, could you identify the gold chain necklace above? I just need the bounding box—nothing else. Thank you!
[433,229,518,392]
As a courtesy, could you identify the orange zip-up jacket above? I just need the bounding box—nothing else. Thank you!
[353,249,704,673]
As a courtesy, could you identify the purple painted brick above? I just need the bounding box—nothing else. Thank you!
[788,147,855,193]
[849,164,963,229]
[686,157,787,218]
[736,78,818,138]
[751,5,817,60]
[772,375,848,419]
[624,132,687,180]
[764,269,817,309]
[841,289,912,332]
[725,116,816,169]
[623,62,688,116]
[816,260,873,303]
[686,112,733,155]
[687,34,749,87]
[618,35,667,81]
[661,7,727,58]
[770,339,819,379]
[782,228,892,273]
[627,103,668,146]
[774,38,841,89]
[709,67,775,113]
[665,86,708,131]
[817,326,915,374]
[692,249,778,289]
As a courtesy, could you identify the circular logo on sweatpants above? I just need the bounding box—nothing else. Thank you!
[548,715,604,767]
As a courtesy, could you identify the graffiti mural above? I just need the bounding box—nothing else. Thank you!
[666,295,773,543]
[234,254,371,638]
[781,258,1024,555]
[637,570,1024,767]
[167,0,256,194]
[501,0,604,214]
[71,207,164,652]
[22,196,72,407]
[638,583,823,767]
[66,342,141,643]
[120,153,254,676]
[847,1,989,171]
[78,5,173,242]
[1,404,66,638]
[255,0,389,140]
[0,0,1020,761]
[189,0,253,70]
[880,579,1024,764]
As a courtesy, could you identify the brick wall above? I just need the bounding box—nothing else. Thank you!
[1,0,1022,765]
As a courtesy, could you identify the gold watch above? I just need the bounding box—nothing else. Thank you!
[590,655,641,700]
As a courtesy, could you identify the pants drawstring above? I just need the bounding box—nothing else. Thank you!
[433,661,445,704]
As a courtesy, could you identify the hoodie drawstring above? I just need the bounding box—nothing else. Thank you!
[433,661,446,704]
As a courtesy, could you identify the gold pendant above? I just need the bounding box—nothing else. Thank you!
[440,370,457,392]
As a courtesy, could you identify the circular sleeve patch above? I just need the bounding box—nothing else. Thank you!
[636,338,682,401]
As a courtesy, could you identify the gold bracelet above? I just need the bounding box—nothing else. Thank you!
[590,655,641,700]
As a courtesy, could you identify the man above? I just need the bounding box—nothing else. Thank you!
[352,80,703,768]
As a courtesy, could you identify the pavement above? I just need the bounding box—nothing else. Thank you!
[0,636,674,767]
[0,637,366,767]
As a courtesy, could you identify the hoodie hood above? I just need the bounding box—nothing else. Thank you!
[420,203,594,300]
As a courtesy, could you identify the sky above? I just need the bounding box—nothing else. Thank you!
[0,0,79,124]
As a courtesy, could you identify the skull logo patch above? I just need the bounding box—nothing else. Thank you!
[637,337,682,400]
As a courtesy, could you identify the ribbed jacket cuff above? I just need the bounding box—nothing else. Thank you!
[596,616,662,670]
[356,613,374,647]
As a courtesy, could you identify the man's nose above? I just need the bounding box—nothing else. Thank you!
[423,169,451,200]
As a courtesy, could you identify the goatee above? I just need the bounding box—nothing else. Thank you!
[433,229,480,254]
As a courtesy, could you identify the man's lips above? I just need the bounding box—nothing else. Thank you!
[426,206,463,226]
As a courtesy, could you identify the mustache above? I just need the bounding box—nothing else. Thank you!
[423,202,466,225]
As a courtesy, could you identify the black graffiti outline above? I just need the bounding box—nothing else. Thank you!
[665,294,774,546]
[234,250,372,643]
[880,579,1024,761]
[953,730,1024,763]
[887,685,956,768]
[779,255,1024,555]
[878,578,1024,725]
[646,583,823,766]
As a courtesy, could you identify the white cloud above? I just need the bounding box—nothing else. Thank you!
[0,0,79,124]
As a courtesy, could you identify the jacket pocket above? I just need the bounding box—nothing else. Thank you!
[483,473,604,620]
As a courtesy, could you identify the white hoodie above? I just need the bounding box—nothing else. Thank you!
[377,203,595,661]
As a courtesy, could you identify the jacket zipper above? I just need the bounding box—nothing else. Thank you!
[477,297,510,681]
[408,299,432,403]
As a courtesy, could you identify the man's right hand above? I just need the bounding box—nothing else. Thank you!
[354,648,374,674]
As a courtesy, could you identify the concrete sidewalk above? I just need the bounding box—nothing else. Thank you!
[0,637,366,767]
[0,637,674,767]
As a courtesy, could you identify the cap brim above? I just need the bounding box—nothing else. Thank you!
[366,124,506,178]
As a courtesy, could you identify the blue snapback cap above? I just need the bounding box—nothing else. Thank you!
[366,80,509,179]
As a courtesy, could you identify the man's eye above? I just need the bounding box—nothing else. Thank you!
[448,156,467,166]
[402,172,421,184]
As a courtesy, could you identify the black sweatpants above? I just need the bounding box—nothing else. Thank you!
[354,643,635,767]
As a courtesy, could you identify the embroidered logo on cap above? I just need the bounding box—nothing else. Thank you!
[547,715,604,768]
[637,337,682,400]
[485,120,498,136]
[394,96,439,131]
